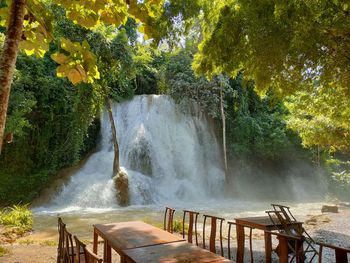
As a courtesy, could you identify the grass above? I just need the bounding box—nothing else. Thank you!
[141,217,189,234]
[40,240,58,247]
[0,245,9,257]
[18,239,35,245]
[0,204,33,233]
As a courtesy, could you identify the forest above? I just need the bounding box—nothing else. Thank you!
[0,0,349,206]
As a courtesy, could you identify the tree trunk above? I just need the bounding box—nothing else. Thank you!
[220,90,227,178]
[220,90,228,177]
[105,96,129,206]
[0,0,26,154]
[105,97,120,177]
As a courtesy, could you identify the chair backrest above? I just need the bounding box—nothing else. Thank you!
[227,221,254,263]
[57,217,75,263]
[202,214,225,256]
[63,226,75,263]
[266,209,318,262]
[317,242,350,263]
[163,207,176,233]
[57,217,65,262]
[266,210,297,236]
[271,204,297,223]
[182,210,200,245]
[73,236,86,263]
[74,236,103,263]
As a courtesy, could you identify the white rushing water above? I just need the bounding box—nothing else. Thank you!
[39,95,225,213]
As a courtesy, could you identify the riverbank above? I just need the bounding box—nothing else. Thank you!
[1,206,350,263]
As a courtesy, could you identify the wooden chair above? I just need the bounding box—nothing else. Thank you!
[182,210,200,245]
[227,221,255,262]
[57,217,75,263]
[271,204,318,262]
[57,217,65,263]
[74,236,103,263]
[265,230,304,263]
[267,208,318,262]
[202,214,225,256]
[163,207,176,233]
[317,241,350,263]
[57,217,84,263]
[63,225,75,263]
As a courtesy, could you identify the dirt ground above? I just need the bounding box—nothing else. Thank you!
[1,208,350,263]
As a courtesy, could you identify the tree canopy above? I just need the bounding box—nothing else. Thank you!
[193,0,350,95]
[191,0,350,153]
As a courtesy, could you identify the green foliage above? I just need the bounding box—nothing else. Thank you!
[286,86,350,153]
[228,84,291,160]
[194,0,350,94]
[0,204,33,232]
[0,245,9,257]
[0,51,100,205]
[191,0,350,153]
[172,219,188,234]
[0,0,164,86]
[150,0,202,47]
[4,86,36,138]
[326,156,350,198]
[133,45,166,95]
[164,49,294,161]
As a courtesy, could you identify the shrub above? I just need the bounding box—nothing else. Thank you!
[0,245,9,257]
[0,204,33,232]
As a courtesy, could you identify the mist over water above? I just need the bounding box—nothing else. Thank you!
[37,95,225,213]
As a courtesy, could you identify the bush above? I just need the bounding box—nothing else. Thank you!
[0,204,33,232]
[0,246,9,257]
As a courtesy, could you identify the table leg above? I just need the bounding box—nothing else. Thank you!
[106,243,112,263]
[236,224,245,263]
[335,249,348,263]
[277,235,288,263]
[93,229,98,254]
[264,231,272,263]
[103,241,107,262]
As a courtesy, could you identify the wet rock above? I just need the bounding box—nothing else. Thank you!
[128,137,153,176]
[321,205,339,213]
[338,202,350,208]
[113,170,129,206]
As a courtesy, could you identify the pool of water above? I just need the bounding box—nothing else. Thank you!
[31,199,327,241]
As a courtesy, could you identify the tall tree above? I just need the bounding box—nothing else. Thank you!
[192,0,350,152]
[0,0,26,153]
[0,0,164,153]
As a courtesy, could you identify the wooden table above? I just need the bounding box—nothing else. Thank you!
[124,240,233,263]
[234,216,303,263]
[93,221,185,263]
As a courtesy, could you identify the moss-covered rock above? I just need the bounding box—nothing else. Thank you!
[113,170,129,206]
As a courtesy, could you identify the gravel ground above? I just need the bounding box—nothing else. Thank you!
[1,208,350,263]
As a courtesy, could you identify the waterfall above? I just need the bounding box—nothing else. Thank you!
[44,95,225,212]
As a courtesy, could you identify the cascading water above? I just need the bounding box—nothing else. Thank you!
[43,95,225,212]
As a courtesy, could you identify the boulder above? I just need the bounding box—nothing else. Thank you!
[113,170,129,206]
[321,205,338,213]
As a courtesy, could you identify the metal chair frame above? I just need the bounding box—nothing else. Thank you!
[202,214,225,256]
[182,210,200,245]
[267,205,318,262]
[227,221,255,263]
[163,207,176,233]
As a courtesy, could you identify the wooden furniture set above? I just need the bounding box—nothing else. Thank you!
[57,204,350,263]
